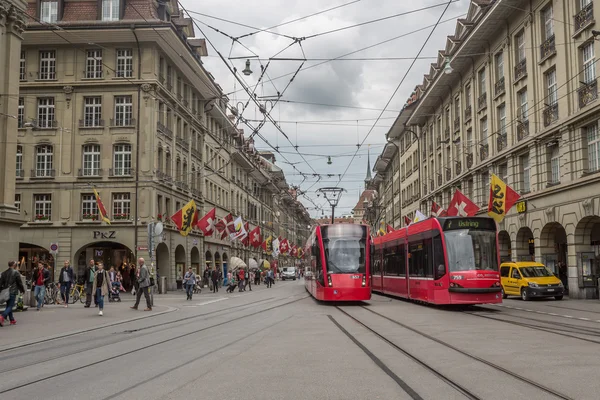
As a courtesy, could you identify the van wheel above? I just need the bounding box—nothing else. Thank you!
[521,288,529,301]
[554,295,564,300]
[501,287,507,299]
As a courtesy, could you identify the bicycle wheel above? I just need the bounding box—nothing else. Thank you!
[79,290,86,304]
[71,290,79,304]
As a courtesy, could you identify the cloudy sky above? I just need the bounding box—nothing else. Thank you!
[181,0,471,218]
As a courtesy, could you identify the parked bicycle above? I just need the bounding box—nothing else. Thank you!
[44,282,61,305]
[70,281,86,304]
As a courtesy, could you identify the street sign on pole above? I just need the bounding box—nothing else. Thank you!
[49,243,59,254]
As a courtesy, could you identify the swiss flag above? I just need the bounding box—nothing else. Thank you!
[447,190,480,217]
[241,222,250,246]
[197,208,216,236]
[290,245,298,258]
[431,202,448,217]
[404,216,411,226]
[280,238,289,255]
[249,226,262,248]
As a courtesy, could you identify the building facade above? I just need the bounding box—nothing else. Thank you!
[0,0,27,271]
[370,0,600,299]
[14,0,310,288]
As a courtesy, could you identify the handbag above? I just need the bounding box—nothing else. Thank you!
[0,288,10,304]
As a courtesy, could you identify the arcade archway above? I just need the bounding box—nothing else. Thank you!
[191,247,200,276]
[19,243,52,280]
[516,227,534,261]
[574,216,600,293]
[156,242,169,289]
[175,245,185,289]
[498,231,511,262]
[540,222,568,278]
[74,241,134,283]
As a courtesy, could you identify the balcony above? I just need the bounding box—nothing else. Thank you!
[159,74,165,84]
[175,181,189,192]
[496,133,507,152]
[466,153,474,169]
[422,150,427,160]
[110,118,136,127]
[494,76,505,97]
[436,137,442,149]
[477,93,487,111]
[156,170,173,182]
[166,78,173,91]
[413,164,418,172]
[191,188,201,198]
[437,174,442,186]
[455,161,462,175]
[574,2,594,33]
[79,119,104,128]
[480,144,489,161]
[454,117,460,133]
[31,169,55,178]
[430,181,435,192]
[109,167,134,177]
[540,34,556,60]
[445,168,451,181]
[514,59,527,82]
[444,127,450,141]
[157,122,173,140]
[464,105,472,122]
[16,169,24,179]
[176,136,190,151]
[77,168,104,177]
[543,103,559,127]
[578,79,598,108]
[183,99,189,108]
[428,144,433,154]
[192,147,202,160]
[517,119,529,141]
[423,184,428,195]
[36,119,58,129]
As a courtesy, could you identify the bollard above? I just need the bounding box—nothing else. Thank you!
[160,276,167,294]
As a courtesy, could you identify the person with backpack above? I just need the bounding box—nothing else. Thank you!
[58,260,74,307]
[183,267,196,300]
[0,261,25,326]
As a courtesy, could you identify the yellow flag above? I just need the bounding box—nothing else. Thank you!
[487,174,521,223]
[170,200,197,236]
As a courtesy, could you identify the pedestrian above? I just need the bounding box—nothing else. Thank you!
[238,268,245,292]
[84,259,97,308]
[0,261,25,326]
[183,267,196,300]
[58,260,74,307]
[31,262,50,310]
[130,257,152,311]
[211,268,219,293]
[92,262,111,316]
[245,268,252,291]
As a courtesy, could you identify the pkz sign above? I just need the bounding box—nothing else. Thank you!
[93,231,116,239]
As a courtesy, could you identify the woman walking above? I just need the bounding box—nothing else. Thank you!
[183,267,196,300]
[92,262,111,316]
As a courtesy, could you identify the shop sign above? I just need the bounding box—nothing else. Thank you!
[516,200,527,214]
[137,245,148,251]
[93,231,116,239]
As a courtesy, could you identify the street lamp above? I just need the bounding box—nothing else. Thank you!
[443,56,453,75]
[242,59,253,76]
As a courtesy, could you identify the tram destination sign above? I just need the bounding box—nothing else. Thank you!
[442,218,496,231]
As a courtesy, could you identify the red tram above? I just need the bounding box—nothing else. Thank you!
[304,224,371,301]
[372,217,502,305]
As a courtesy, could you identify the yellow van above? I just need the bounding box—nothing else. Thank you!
[499,262,564,301]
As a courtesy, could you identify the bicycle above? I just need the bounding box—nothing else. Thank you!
[44,283,61,305]
[70,283,86,304]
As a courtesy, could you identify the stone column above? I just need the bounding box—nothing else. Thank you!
[0,0,26,269]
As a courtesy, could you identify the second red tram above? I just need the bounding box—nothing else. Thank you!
[304,224,371,301]
[372,217,502,305]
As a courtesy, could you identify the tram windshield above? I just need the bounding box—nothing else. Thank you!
[444,229,498,272]
[322,225,367,274]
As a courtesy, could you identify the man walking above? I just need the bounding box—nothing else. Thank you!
[58,260,74,307]
[84,259,97,308]
[0,261,25,326]
[92,262,111,316]
[32,262,50,310]
[211,267,219,293]
[130,258,152,311]
[245,268,252,291]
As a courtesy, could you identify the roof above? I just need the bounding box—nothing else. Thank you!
[353,190,375,211]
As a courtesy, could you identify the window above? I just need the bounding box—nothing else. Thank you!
[522,154,531,193]
[545,69,558,106]
[112,193,131,219]
[587,123,600,172]
[35,145,54,177]
[18,98,24,128]
[542,6,554,40]
[40,0,58,23]
[480,117,488,142]
[14,194,21,213]
[114,95,133,126]
[499,163,508,184]
[84,97,102,127]
[465,84,471,107]
[85,49,102,79]
[498,104,506,136]
[116,49,132,77]
[39,50,56,80]
[518,89,528,120]
[478,68,486,95]
[20,51,26,81]
[582,42,595,84]
[81,194,98,218]
[102,0,120,21]
[34,194,52,220]
[113,144,132,175]
[82,144,101,176]
[516,31,525,62]
[37,97,55,128]
[16,145,23,177]
[495,52,504,79]
[550,145,560,183]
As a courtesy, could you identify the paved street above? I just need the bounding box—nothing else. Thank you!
[1,281,600,399]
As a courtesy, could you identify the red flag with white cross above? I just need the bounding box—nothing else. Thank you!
[431,201,448,217]
[447,190,480,217]
[249,226,262,248]
[197,208,216,236]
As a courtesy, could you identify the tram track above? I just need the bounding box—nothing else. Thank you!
[0,294,308,394]
[343,305,573,400]
[332,307,482,400]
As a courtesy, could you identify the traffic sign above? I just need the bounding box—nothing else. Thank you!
[49,243,59,254]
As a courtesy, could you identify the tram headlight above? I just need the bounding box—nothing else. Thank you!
[528,282,539,288]
[327,275,332,287]
[362,275,366,287]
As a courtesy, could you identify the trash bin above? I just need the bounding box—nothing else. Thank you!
[159,276,167,294]
[29,289,37,308]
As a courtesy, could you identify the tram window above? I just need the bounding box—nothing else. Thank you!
[433,235,446,280]
[397,243,406,276]
[408,240,433,277]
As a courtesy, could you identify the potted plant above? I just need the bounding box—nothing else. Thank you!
[35,214,50,221]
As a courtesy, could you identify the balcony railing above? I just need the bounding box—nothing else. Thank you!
[157,122,173,140]
[445,168,451,181]
[543,103,559,127]
[480,143,489,161]
[578,79,598,108]
[455,161,462,175]
[436,137,442,149]
[413,164,418,172]
[175,181,189,191]
[517,119,529,141]
[514,59,527,81]
[156,170,173,182]
[430,181,435,191]
[422,150,427,160]
[423,184,428,195]
[183,99,189,108]
[574,2,594,33]
[540,34,556,60]
[191,188,201,198]
[78,168,104,177]
[176,136,189,150]
[466,153,473,169]
[110,118,136,127]
[31,168,55,178]
[494,76,505,97]
[428,144,433,154]
[496,133,507,152]
[79,119,104,128]
[437,174,443,186]
[166,78,173,91]
[36,119,58,129]
[159,74,165,84]
[477,93,487,111]
[192,148,202,160]
[444,127,450,140]
[464,105,472,122]
[454,117,460,133]
[109,167,134,177]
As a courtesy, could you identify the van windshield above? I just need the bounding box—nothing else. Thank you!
[519,266,554,277]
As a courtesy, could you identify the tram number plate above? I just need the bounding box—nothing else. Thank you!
[547,289,554,292]
[351,275,361,279]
